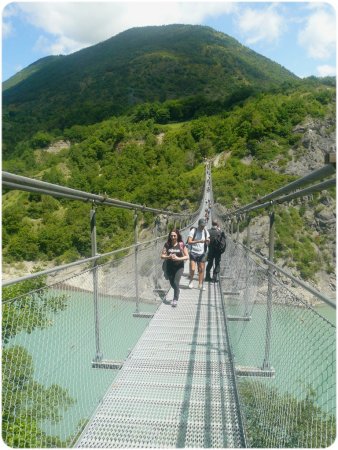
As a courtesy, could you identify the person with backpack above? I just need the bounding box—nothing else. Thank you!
[205,220,226,283]
[187,218,210,290]
[161,229,189,307]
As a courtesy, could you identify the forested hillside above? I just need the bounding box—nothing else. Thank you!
[2,25,336,284]
[3,24,298,153]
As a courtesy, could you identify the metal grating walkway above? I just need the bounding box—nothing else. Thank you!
[76,274,245,448]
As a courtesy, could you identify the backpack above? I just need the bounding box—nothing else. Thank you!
[162,260,169,279]
[212,230,226,254]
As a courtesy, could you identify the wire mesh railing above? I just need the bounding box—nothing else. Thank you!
[216,232,336,448]
[211,161,336,447]
[2,162,336,448]
[2,236,175,448]
[2,166,206,448]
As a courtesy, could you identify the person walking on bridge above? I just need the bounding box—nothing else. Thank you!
[205,220,226,283]
[188,219,210,290]
[161,229,189,307]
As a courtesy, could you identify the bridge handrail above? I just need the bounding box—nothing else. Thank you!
[2,223,201,288]
[228,238,335,309]
[2,243,137,288]
[2,163,210,288]
[245,178,335,214]
[2,171,189,217]
[222,163,336,217]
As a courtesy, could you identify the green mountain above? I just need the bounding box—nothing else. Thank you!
[2,24,335,287]
[3,24,299,151]
[2,55,64,91]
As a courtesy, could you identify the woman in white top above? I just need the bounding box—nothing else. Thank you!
[187,218,210,290]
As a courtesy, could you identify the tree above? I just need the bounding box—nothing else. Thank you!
[239,380,335,448]
[2,277,68,343]
[2,277,72,447]
[2,346,73,448]
[31,131,53,149]
[2,205,25,234]
[5,228,40,261]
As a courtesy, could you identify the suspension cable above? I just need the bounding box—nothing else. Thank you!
[2,171,188,217]
[222,164,336,218]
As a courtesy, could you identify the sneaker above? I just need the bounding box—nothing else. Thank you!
[188,281,194,289]
[172,300,177,307]
[198,284,206,291]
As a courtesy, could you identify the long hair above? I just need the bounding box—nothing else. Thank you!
[166,228,183,247]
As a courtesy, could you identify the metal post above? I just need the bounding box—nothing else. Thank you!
[134,210,140,314]
[154,218,160,289]
[236,216,240,241]
[155,237,160,289]
[91,207,102,363]
[244,216,251,317]
[246,216,251,247]
[262,206,274,370]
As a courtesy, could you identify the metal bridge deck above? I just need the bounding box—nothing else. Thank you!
[76,274,245,448]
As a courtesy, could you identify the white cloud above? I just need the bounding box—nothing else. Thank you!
[34,33,85,56]
[317,64,336,77]
[2,19,13,38]
[2,2,18,19]
[236,5,286,45]
[2,2,19,38]
[33,35,50,53]
[298,9,336,59]
[14,2,236,55]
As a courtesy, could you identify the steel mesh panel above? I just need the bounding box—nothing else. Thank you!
[3,201,334,448]
[76,274,245,448]
[212,220,336,449]
[2,242,166,447]
[76,417,240,448]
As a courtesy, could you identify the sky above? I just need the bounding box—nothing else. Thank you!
[2,1,336,82]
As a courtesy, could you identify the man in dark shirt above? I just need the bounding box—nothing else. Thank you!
[205,220,223,282]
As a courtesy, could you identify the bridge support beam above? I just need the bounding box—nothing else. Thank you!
[243,216,251,317]
[92,360,124,369]
[133,312,154,318]
[236,365,275,378]
[134,210,140,314]
[236,215,240,241]
[91,207,103,363]
[262,208,274,370]
[227,315,251,321]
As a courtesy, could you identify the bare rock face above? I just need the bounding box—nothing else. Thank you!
[315,205,336,228]
[217,115,336,301]
[45,140,71,153]
[155,214,170,235]
[285,116,335,176]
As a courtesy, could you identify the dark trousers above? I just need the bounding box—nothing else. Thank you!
[206,251,221,280]
[168,267,184,301]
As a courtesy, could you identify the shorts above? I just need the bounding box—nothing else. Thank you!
[190,252,206,263]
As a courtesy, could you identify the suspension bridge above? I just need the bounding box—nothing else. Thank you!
[2,161,336,448]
